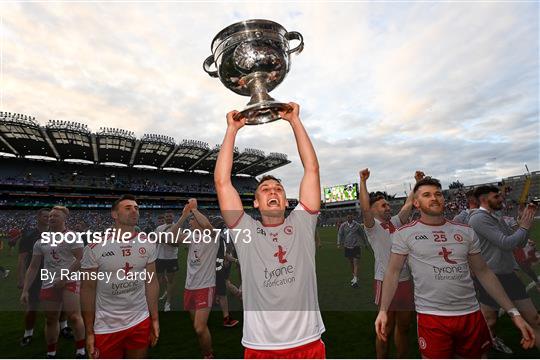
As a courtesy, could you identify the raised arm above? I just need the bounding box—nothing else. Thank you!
[169,201,196,246]
[359,168,375,229]
[191,208,214,231]
[214,111,246,227]
[279,103,320,212]
[469,207,534,251]
[397,171,424,225]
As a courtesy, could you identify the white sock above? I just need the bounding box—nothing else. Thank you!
[60,320,68,329]
[47,351,56,356]
[76,348,86,355]
[352,276,357,282]
[24,329,33,337]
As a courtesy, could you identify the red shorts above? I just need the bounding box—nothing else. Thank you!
[39,282,80,302]
[374,279,414,311]
[417,310,492,358]
[514,248,527,264]
[94,317,151,359]
[245,339,326,359]
[184,287,215,311]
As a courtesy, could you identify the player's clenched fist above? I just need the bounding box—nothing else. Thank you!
[359,168,370,182]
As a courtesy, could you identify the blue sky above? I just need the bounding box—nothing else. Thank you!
[1,2,538,197]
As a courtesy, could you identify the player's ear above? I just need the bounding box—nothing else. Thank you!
[285,199,289,207]
[413,198,420,209]
[253,199,259,209]
[111,210,118,220]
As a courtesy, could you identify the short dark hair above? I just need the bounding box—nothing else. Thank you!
[256,175,282,190]
[369,192,386,207]
[36,208,50,216]
[474,185,499,199]
[112,194,137,210]
[413,177,442,193]
[465,189,476,199]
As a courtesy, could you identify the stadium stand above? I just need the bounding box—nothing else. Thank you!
[0,111,291,211]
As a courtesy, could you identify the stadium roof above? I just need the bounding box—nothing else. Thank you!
[0,111,290,176]
[46,120,93,161]
[0,112,57,158]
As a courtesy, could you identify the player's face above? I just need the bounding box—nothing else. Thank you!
[188,215,201,230]
[48,210,66,230]
[112,200,139,227]
[157,216,165,225]
[414,185,445,216]
[486,192,503,211]
[37,211,49,226]
[254,180,288,215]
[347,215,353,222]
[372,199,392,221]
[165,212,174,224]
[468,195,479,208]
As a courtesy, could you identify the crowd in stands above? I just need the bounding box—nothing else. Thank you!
[0,173,254,195]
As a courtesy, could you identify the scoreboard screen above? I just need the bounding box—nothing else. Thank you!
[323,183,358,203]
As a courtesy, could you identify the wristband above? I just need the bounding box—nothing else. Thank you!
[507,307,520,318]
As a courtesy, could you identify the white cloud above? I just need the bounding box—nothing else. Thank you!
[0,2,538,197]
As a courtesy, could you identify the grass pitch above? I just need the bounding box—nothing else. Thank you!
[0,223,538,358]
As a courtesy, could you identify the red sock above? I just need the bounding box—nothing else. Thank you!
[75,339,85,350]
[47,343,57,353]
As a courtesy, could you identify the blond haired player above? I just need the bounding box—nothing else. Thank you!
[215,103,325,358]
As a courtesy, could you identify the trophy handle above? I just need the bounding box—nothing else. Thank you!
[203,55,219,78]
[286,31,304,55]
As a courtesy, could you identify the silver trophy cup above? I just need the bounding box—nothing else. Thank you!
[203,19,304,125]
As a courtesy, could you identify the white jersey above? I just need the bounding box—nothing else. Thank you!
[33,235,83,289]
[231,203,325,350]
[80,233,157,334]
[364,215,410,282]
[155,223,178,260]
[391,219,481,316]
[185,232,220,290]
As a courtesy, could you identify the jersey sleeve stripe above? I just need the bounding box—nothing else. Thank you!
[227,212,245,229]
[396,220,419,231]
[299,201,319,215]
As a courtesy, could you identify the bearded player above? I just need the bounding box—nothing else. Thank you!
[80,195,159,359]
[215,103,326,358]
[375,177,535,358]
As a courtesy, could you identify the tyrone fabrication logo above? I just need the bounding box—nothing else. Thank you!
[439,247,457,264]
[432,246,468,281]
[274,245,287,264]
[264,245,295,288]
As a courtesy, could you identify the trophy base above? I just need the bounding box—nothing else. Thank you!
[235,101,292,125]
